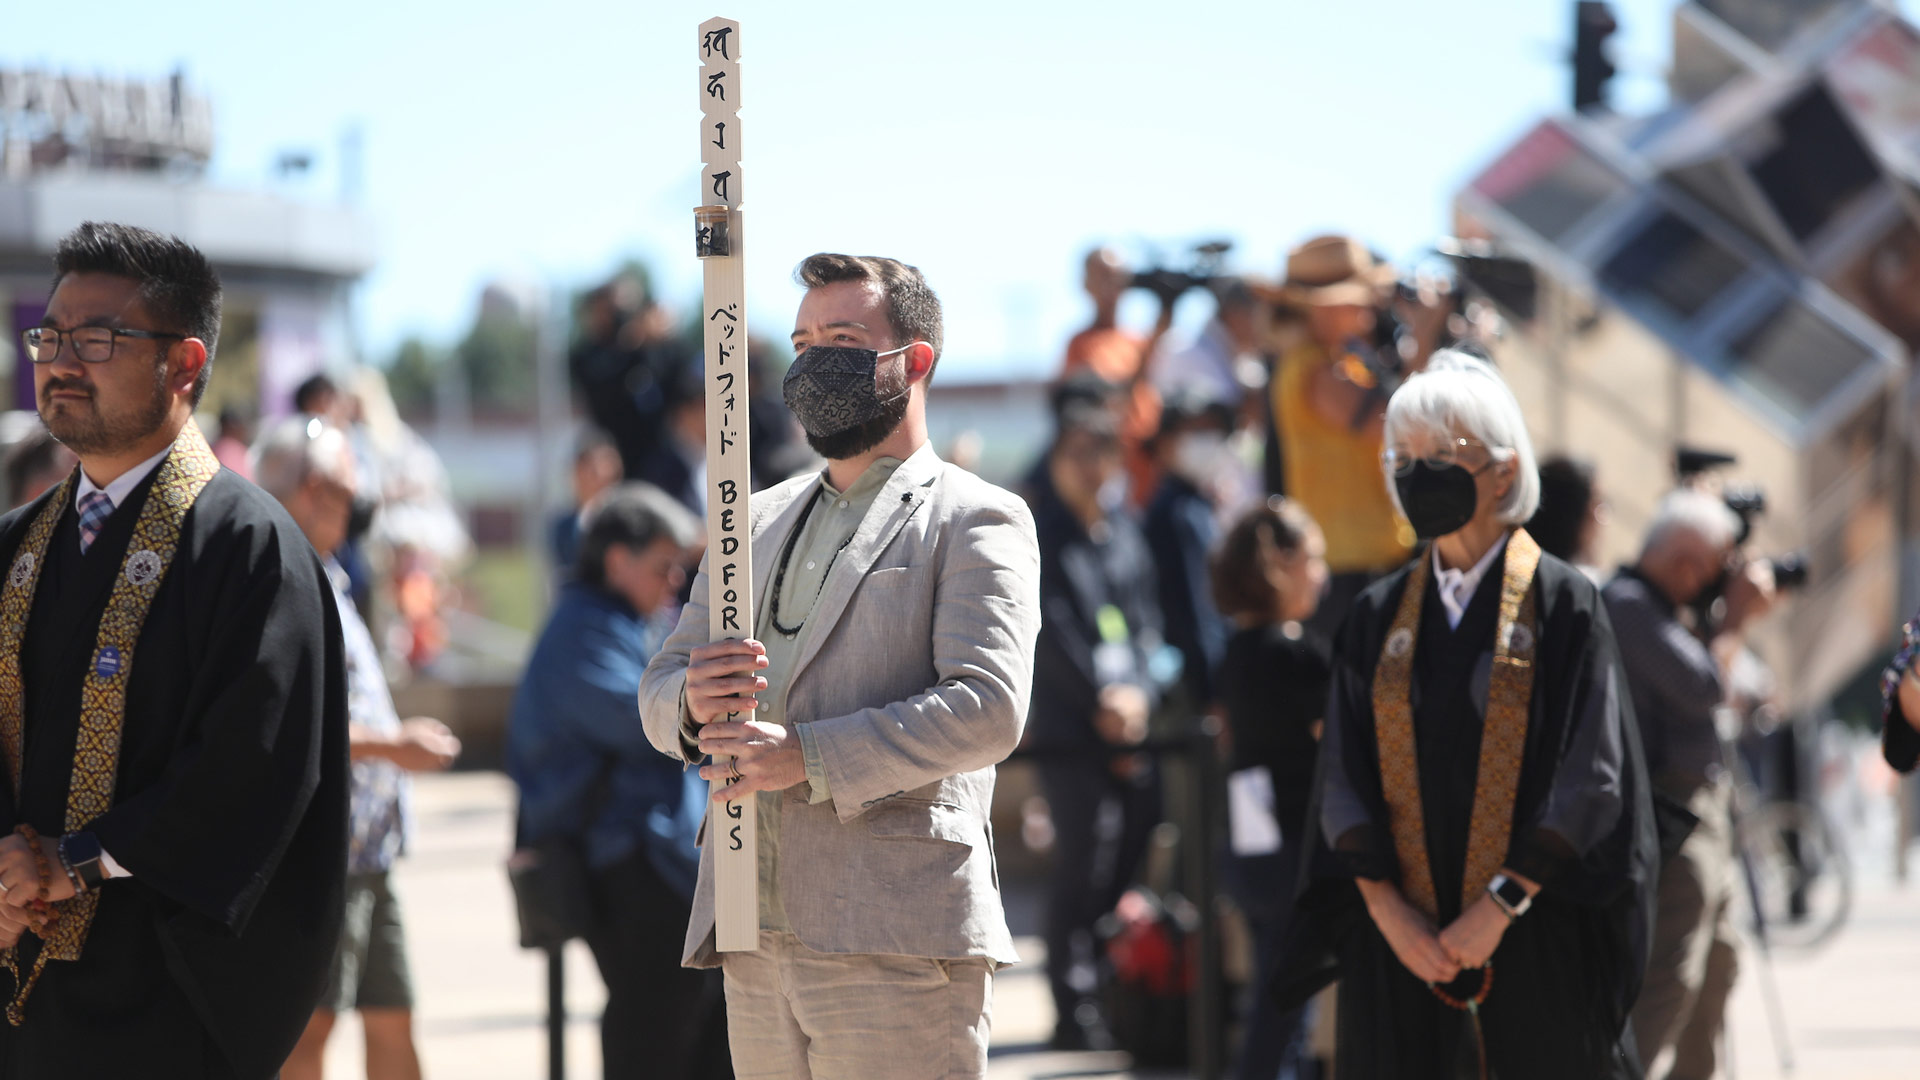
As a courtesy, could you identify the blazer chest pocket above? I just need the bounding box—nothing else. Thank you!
[865,798,976,846]
[862,565,916,586]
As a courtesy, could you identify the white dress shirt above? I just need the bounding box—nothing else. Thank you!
[74,444,173,516]
[67,445,172,883]
[1432,533,1510,631]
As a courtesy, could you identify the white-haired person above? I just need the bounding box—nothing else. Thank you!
[1276,351,1659,1079]
[255,418,463,1080]
[1605,489,1775,1080]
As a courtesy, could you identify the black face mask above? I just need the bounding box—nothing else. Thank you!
[781,345,911,440]
[1394,461,1480,540]
[346,493,380,546]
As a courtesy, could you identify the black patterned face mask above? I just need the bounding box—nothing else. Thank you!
[781,344,914,439]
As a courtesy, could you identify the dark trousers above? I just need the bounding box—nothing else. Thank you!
[584,852,731,1080]
[1039,755,1162,1029]
[1226,850,1316,1080]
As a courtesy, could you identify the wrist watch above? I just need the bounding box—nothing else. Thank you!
[58,832,107,893]
[1486,873,1531,919]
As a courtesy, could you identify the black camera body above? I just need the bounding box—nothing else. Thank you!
[1769,551,1810,590]
[1127,241,1233,305]
[1716,483,1806,590]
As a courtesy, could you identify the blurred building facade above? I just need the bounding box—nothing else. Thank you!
[0,68,374,423]
[1457,0,1920,713]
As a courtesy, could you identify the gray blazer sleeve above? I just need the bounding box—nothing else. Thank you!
[807,496,1042,822]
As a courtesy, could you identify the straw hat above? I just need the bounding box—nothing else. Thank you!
[1256,234,1397,309]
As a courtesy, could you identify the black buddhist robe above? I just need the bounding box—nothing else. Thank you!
[1276,546,1659,1080]
[0,464,348,1079]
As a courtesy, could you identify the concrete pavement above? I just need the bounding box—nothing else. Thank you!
[312,770,1920,1080]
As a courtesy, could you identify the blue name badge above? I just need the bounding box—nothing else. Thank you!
[94,646,123,679]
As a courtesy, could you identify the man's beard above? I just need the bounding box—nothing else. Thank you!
[39,363,172,457]
[802,387,909,461]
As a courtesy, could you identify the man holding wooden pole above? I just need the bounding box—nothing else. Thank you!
[640,247,1041,1077]
[641,24,1039,1076]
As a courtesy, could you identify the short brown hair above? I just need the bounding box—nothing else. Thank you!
[794,253,944,375]
[1211,497,1318,620]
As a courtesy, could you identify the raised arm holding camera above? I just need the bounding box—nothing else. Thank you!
[1262,235,1452,635]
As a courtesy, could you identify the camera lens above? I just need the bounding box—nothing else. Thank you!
[1771,552,1809,590]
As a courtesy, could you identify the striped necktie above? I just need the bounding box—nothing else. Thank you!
[77,491,114,554]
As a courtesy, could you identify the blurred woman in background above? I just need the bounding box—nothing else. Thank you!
[1212,497,1329,1080]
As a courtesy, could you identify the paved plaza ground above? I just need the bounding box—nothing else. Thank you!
[308,769,1920,1080]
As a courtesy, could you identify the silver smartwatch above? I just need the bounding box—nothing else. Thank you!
[1486,873,1531,919]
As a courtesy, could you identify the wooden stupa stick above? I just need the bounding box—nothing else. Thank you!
[695,14,757,953]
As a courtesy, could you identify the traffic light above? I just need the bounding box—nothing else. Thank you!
[1573,1,1618,112]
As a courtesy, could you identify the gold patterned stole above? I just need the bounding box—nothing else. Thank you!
[0,421,221,1023]
[1370,529,1543,923]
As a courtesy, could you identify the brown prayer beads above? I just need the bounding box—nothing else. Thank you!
[11,825,56,931]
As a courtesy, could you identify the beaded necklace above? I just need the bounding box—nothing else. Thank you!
[768,489,855,638]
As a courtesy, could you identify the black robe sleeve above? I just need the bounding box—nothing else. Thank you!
[88,503,343,933]
[1886,697,1920,774]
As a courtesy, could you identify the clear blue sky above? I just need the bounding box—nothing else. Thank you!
[12,0,1888,380]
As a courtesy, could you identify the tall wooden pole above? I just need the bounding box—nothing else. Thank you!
[696,15,758,953]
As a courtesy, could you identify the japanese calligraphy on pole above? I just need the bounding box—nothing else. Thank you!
[696,14,757,954]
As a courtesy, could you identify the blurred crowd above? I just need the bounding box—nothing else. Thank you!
[476,234,1807,1079]
[1001,234,1799,1080]
[10,231,1816,1080]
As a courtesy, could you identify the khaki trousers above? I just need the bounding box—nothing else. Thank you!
[720,930,993,1080]
[1631,782,1740,1080]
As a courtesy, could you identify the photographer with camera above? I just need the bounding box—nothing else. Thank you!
[1059,247,1174,508]
[1604,489,1777,1080]
[1149,275,1262,411]
[1262,235,1451,635]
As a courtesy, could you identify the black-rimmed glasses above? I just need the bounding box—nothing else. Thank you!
[21,326,185,364]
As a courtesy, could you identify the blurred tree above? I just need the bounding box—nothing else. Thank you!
[456,309,537,409]
[384,336,444,411]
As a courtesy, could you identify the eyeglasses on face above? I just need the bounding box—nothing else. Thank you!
[1380,436,1508,478]
[22,326,184,365]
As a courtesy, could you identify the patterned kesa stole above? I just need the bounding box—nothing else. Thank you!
[1370,529,1542,1027]
[0,421,220,1023]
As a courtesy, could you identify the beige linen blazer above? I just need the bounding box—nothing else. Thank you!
[639,442,1041,968]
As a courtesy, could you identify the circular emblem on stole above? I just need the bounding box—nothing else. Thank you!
[95,646,123,679]
[1506,624,1535,655]
[1385,628,1414,660]
[125,550,163,586]
[7,553,34,589]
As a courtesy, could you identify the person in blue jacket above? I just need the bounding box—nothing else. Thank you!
[508,482,728,1079]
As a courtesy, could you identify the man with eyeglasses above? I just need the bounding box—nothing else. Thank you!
[0,221,348,1079]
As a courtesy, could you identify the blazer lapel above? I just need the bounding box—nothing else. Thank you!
[785,443,942,686]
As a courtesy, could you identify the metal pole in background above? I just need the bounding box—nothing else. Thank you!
[1187,718,1225,1080]
[531,285,568,612]
[546,946,566,1080]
